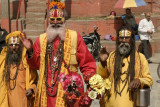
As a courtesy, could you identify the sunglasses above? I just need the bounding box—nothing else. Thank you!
[50,17,63,21]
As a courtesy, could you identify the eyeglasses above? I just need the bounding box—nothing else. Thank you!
[50,17,63,21]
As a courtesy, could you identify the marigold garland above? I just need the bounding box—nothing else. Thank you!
[49,1,65,9]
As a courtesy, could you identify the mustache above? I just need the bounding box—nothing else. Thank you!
[118,43,131,56]
[8,54,21,64]
[6,47,23,65]
[119,43,130,48]
[47,23,66,42]
[50,24,63,28]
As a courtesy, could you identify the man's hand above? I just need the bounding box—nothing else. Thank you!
[147,30,153,34]
[99,46,109,67]
[129,78,141,91]
[26,88,34,98]
[19,32,33,53]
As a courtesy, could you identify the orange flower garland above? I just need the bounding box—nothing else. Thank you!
[49,1,65,9]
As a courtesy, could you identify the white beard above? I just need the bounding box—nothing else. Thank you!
[118,43,131,56]
[46,23,66,43]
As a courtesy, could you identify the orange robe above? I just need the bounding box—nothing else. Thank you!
[8,63,36,107]
[0,47,38,107]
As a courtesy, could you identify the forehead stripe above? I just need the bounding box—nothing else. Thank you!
[125,30,127,37]
[54,9,57,17]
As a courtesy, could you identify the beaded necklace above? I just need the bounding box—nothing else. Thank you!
[8,67,18,90]
[45,40,64,97]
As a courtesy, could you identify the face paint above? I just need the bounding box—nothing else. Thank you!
[49,9,65,23]
[8,37,20,48]
[119,29,132,37]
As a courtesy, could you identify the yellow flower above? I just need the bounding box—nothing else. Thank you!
[89,74,107,94]
[89,74,103,85]
[104,78,111,90]
[96,87,105,94]
[88,90,97,99]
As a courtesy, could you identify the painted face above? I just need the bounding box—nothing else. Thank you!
[118,29,132,43]
[49,9,65,24]
[118,29,132,55]
[8,37,20,54]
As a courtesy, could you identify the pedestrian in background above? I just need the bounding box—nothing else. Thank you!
[138,12,155,63]
[123,8,138,35]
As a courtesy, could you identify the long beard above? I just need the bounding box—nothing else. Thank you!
[6,48,22,65]
[46,23,66,43]
[118,43,131,56]
[3,47,22,84]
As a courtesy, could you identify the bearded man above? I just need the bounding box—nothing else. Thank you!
[21,0,96,107]
[0,31,38,107]
[97,26,153,107]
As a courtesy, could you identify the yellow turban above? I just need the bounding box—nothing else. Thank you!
[1,31,24,54]
[5,31,25,44]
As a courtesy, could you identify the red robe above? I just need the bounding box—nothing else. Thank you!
[27,33,96,107]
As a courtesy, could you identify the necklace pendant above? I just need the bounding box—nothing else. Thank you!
[51,87,53,92]
[51,80,54,85]
[54,57,57,62]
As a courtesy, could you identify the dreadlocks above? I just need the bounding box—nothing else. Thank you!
[114,26,136,95]
[3,43,23,84]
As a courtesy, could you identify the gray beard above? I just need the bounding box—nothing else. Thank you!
[8,53,20,65]
[6,47,22,65]
[118,43,131,56]
[46,23,66,43]
[6,50,22,65]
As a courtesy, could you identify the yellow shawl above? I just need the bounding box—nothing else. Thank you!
[0,47,38,107]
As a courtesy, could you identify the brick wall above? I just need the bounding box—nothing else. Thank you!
[65,16,160,39]
[65,0,159,18]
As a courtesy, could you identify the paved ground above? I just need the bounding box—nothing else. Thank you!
[90,53,160,107]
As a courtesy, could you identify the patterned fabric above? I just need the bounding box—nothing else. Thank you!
[114,0,146,8]
[34,29,77,107]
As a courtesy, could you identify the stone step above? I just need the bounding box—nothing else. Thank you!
[26,12,46,19]
[27,7,46,13]
[24,30,45,37]
[25,24,45,30]
[25,18,45,24]
[27,1,46,7]
[27,0,46,2]
[27,35,40,42]
[24,0,47,40]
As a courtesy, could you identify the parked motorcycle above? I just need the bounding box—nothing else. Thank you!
[82,25,101,61]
